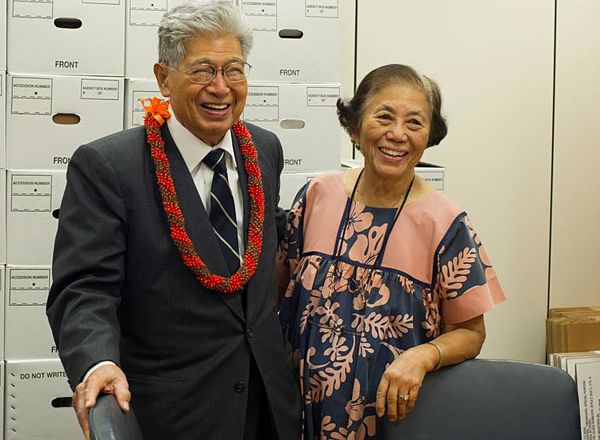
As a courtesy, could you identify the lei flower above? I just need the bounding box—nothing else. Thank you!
[142,97,265,293]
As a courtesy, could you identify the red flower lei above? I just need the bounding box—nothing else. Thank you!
[142,97,265,293]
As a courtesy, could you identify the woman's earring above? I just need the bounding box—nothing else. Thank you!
[353,142,361,151]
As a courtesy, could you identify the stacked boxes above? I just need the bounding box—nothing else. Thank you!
[1,0,342,437]
[547,307,600,355]
[242,0,342,201]
[4,0,127,437]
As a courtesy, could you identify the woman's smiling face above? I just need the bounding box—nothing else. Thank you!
[354,83,431,184]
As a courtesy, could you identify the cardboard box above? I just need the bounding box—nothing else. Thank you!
[0,71,5,168]
[280,171,324,209]
[547,307,600,355]
[125,78,161,128]
[7,0,125,76]
[6,74,124,170]
[6,170,66,266]
[125,0,234,79]
[5,359,80,439]
[244,83,341,172]
[243,0,341,83]
[341,159,446,191]
[4,266,58,360]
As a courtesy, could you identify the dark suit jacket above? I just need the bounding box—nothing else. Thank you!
[46,123,301,440]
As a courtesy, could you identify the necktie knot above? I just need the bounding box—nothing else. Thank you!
[203,148,227,174]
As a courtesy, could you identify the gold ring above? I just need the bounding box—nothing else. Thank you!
[400,394,410,401]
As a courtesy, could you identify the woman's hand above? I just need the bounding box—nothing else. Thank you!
[375,343,439,422]
[376,315,486,423]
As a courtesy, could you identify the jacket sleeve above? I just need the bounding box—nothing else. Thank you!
[46,143,127,388]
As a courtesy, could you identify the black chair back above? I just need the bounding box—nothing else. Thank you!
[89,394,143,440]
[382,359,580,440]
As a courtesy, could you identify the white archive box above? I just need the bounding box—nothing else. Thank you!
[125,78,161,128]
[0,0,6,71]
[242,0,341,83]
[6,170,66,266]
[0,361,4,437]
[244,83,341,172]
[0,265,5,359]
[280,171,324,209]
[4,266,58,360]
[6,0,125,76]
[5,359,80,440]
[341,158,446,192]
[1,71,6,168]
[125,0,236,79]
[6,74,124,170]
[0,169,7,265]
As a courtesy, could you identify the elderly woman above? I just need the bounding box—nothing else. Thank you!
[277,64,506,439]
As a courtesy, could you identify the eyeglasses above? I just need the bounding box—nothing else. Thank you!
[176,61,252,84]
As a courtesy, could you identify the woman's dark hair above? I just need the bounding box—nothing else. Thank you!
[336,64,448,147]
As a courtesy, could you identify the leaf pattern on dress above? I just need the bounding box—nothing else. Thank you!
[386,314,413,339]
[309,336,355,402]
[439,246,477,299]
[364,312,390,339]
[300,289,321,334]
[398,275,415,294]
[422,288,441,338]
[358,332,374,358]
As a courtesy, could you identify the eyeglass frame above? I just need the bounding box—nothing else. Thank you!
[169,60,252,84]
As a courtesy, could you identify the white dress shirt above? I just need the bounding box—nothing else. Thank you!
[167,114,245,257]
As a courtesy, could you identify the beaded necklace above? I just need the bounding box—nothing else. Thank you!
[142,97,265,293]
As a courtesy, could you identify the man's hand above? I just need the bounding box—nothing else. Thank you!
[72,364,131,440]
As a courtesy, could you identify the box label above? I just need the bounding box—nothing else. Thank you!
[81,79,120,100]
[242,0,277,31]
[129,0,167,26]
[9,268,51,306]
[11,174,53,212]
[245,86,279,122]
[307,86,339,107]
[12,0,53,19]
[306,0,338,18]
[11,77,53,115]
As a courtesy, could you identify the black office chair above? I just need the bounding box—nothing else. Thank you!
[89,394,143,440]
[382,359,580,440]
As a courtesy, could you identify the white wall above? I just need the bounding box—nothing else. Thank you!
[345,0,556,362]
[551,0,600,308]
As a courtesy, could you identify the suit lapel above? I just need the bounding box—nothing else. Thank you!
[232,133,250,244]
[161,126,245,322]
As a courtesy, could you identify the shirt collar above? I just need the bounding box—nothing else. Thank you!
[167,113,236,173]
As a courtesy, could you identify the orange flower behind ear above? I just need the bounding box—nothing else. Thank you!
[141,97,171,126]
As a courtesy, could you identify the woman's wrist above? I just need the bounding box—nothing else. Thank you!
[425,341,444,371]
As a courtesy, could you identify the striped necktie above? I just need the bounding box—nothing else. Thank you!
[203,148,240,275]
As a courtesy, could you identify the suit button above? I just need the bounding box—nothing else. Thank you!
[246,328,254,339]
[234,381,245,393]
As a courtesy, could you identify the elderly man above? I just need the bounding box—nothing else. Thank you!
[46,1,301,439]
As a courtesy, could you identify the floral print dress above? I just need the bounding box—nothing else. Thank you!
[277,172,506,440]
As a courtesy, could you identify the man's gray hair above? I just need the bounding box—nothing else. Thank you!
[158,1,253,67]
